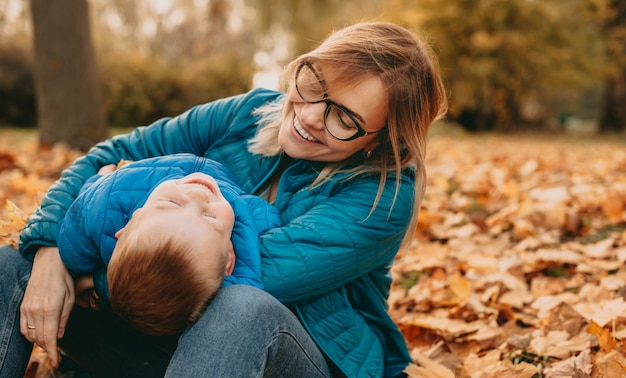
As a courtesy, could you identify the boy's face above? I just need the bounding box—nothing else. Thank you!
[122,173,236,273]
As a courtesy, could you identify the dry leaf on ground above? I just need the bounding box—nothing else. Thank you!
[2,129,626,377]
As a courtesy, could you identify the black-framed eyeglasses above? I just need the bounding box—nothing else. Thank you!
[294,61,383,141]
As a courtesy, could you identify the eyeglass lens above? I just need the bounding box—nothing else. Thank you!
[296,63,361,140]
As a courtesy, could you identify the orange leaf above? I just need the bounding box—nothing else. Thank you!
[587,321,618,353]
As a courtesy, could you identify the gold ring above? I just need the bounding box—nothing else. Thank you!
[27,325,36,330]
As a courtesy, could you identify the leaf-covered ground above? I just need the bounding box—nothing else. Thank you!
[1,126,625,377]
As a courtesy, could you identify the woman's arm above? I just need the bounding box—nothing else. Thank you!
[19,92,256,257]
[260,172,415,304]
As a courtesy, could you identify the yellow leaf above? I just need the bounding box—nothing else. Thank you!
[449,272,471,302]
[0,200,28,249]
[404,351,455,378]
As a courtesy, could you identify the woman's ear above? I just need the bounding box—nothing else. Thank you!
[364,139,380,156]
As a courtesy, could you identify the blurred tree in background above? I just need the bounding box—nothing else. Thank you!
[0,0,623,136]
[385,0,605,132]
[588,0,626,133]
[91,0,259,126]
[1,1,36,127]
[0,40,35,127]
[30,0,108,151]
[249,0,381,58]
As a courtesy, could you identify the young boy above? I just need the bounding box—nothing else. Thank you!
[56,153,281,336]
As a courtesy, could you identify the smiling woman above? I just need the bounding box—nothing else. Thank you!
[1,21,447,378]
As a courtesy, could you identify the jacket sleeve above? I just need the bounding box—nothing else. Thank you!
[56,181,105,275]
[19,91,262,258]
[260,172,416,305]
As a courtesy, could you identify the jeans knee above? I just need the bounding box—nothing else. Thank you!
[0,246,31,288]
[201,285,293,329]
[227,285,276,306]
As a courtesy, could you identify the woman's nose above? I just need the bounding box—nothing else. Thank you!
[299,102,326,131]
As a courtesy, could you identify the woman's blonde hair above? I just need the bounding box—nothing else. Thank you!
[249,21,447,250]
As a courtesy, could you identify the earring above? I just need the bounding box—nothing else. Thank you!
[364,149,373,159]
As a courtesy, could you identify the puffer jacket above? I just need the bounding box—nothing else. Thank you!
[56,154,281,302]
[20,88,414,377]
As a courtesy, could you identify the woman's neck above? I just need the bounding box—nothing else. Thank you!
[268,154,294,203]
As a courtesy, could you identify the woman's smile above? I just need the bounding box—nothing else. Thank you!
[293,115,320,143]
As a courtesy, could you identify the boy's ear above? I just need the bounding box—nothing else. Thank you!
[115,208,143,238]
[225,242,235,275]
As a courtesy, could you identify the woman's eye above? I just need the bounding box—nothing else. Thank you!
[340,119,357,131]
[337,114,357,130]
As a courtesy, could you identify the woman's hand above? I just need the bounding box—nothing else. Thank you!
[20,246,75,368]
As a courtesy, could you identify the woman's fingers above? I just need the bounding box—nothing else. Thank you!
[20,246,74,368]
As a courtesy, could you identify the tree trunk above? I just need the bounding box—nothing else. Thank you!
[30,0,107,151]
[599,0,626,133]
[599,73,626,132]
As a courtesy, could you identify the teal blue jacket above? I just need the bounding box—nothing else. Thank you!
[20,88,413,377]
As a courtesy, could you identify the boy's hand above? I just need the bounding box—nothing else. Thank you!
[97,164,117,175]
[98,160,132,176]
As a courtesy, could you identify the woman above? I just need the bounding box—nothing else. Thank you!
[0,21,447,377]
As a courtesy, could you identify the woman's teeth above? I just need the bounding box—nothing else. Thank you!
[294,117,318,142]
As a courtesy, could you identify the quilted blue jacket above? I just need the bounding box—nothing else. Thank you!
[56,154,281,302]
[20,88,413,377]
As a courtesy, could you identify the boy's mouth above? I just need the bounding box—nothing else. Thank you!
[183,177,217,196]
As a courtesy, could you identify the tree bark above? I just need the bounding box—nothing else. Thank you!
[30,0,107,151]
[599,73,626,132]
[599,0,626,133]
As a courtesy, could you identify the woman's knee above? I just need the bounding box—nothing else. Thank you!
[170,285,330,377]
[0,245,32,288]
[211,285,290,321]
[187,285,295,338]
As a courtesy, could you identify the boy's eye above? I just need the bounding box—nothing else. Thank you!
[203,213,216,219]
[167,200,181,206]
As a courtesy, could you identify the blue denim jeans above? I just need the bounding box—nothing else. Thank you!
[0,245,34,376]
[0,245,334,377]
